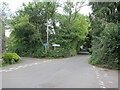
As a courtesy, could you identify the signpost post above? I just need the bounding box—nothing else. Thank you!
[52,44,60,50]
[0,19,2,55]
[46,15,49,48]
[43,43,48,52]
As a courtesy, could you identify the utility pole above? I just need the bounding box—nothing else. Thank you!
[0,19,2,66]
[47,16,49,45]
[0,19,2,55]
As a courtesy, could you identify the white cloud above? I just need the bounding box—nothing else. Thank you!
[80,6,92,16]
[0,0,33,13]
[1,0,92,37]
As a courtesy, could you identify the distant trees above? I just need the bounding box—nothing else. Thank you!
[54,13,89,54]
[8,1,89,58]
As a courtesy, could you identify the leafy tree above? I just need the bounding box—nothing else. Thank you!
[84,2,120,51]
[54,13,90,55]
[63,1,87,23]
[90,23,120,69]
[9,15,42,56]
[88,2,120,69]
[8,1,90,58]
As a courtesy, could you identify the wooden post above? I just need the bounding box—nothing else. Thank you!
[54,46,56,50]
[45,46,47,52]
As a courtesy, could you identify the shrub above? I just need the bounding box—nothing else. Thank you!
[47,48,71,58]
[2,53,21,65]
[69,49,77,56]
[90,23,120,70]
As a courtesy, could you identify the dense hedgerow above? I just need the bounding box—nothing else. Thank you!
[89,23,120,69]
[2,53,22,65]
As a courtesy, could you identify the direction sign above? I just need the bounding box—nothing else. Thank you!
[52,44,60,47]
[43,43,48,46]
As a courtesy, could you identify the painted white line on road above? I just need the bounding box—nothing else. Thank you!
[104,74,108,77]
[18,66,22,67]
[22,66,27,68]
[100,86,106,88]
[1,60,51,72]
[93,66,95,68]
[108,81,113,83]
[9,68,16,70]
[95,71,99,74]
[99,82,104,85]
[43,60,52,63]
[2,70,6,72]
[29,64,33,66]
[97,74,100,77]
[97,76,99,79]
[92,66,106,88]
[7,69,12,72]
[37,62,43,64]
[103,87,106,88]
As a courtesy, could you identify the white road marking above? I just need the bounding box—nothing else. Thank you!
[1,60,51,72]
[95,71,99,74]
[108,81,113,83]
[29,64,33,66]
[103,87,106,88]
[104,74,108,77]
[92,66,106,88]
[9,68,16,70]
[18,66,23,68]
[97,76,99,78]
[34,63,38,65]
[97,74,100,76]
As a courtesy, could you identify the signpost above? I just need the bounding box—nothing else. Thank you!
[43,43,48,46]
[52,44,60,50]
[43,43,48,52]
[0,19,2,55]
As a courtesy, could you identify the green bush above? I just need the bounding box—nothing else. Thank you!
[90,23,120,70]
[12,45,77,58]
[2,53,22,65]
[47,48,71,58]
[69,49,77,56]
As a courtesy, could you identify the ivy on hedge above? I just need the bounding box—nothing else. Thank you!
[90,23,120,70]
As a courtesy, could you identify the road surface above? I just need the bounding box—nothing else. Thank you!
[0,54,118,88]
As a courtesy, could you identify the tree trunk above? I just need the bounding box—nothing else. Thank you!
[69,8,72,24]
[0,20,6,53]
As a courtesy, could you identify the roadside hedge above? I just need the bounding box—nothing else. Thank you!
[89,23,120,70]
[2,53,22,65]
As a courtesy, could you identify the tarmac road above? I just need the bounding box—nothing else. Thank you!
[1,54,118,88]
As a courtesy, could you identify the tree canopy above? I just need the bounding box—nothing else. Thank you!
[85,2,120,69]
[7,1,90,58]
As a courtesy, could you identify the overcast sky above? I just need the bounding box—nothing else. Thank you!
[0,0,92,37]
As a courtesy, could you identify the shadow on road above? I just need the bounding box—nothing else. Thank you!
[78,52,90,55]
[77,49,90,55]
